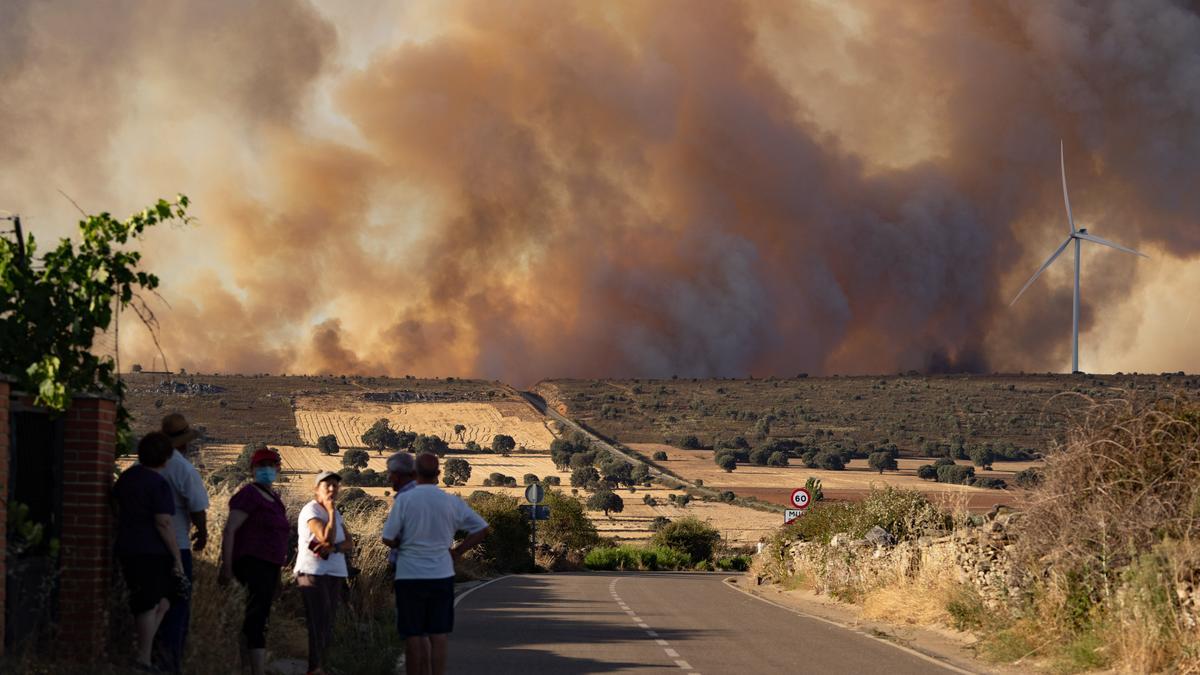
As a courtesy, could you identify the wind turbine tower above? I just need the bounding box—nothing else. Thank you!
[1010,142,1148,373]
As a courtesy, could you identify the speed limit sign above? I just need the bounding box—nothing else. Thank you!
[790,488,811,510]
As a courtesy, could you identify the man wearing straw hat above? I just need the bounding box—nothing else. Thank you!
[154,413,211,673]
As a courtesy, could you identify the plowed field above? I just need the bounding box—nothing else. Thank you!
[295,400,556,450]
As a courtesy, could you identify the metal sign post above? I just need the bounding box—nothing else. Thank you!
[525,483,545,569]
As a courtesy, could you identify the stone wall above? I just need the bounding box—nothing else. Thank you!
[765,511,1031,609]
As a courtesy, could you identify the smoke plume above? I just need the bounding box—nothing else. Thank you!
[2,0,1199,382]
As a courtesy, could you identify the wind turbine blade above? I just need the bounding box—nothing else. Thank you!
[1010,235,1074,306]
[1061,140,1076,233]
[1075,232,1149,258]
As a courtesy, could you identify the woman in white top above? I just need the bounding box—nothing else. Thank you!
[295,471,354,675]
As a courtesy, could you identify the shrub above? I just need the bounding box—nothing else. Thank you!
[444,458,471,486]
[867,451,898,474]
[342,448,370,470]
[748,446,770,465]
[1013,467,1043,489]
[543,475,562,486]
[412,434,449,457]
[651,517,721,563]
[968,445,996,470]
[936,464,975,485]
[719,490,736,502]
[715,555,751,571]
[540,490,601,554]
[491,434,516,455]
[650,516,671,531]
[804,476,824,502]
[777,487,944,545]
[643,494,657,506]
[971,477,1007,490]
[679,435,702,449]
[715,453,737,472]
[815,449,845,471]
[586,489,625,516]
[570,466,600,488]
[917,464,938,481]
[767,451,789,467]
[652,451,668,461]
[465,492,533,572]
[317,434,339,455]
[523,473,540,485]
[933,457,956,467]
[584,545,692,571]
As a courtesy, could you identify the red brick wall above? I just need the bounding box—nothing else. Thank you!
[0,379,9,657]
[57,397,117,659]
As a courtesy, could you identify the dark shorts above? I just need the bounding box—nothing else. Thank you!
[119,554,174,614]
[394,577,455,637]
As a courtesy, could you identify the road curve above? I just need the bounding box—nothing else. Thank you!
[451,573,967,674]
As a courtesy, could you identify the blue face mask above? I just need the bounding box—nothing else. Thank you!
[254,467,277,485]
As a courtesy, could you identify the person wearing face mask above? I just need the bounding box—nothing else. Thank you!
[295,471,353,675]
[218,447,289,675]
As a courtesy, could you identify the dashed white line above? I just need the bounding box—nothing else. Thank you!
[610,576,701,673]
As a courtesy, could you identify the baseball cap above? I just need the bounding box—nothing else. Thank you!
[315,470,341,485]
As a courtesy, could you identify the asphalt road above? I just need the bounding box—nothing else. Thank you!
[452,573,966,674]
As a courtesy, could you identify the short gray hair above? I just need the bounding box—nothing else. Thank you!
[386,452,415,474]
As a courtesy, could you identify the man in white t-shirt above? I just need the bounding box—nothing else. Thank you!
[381,453,489,675]
[385,452,418,571]
[155,413,210,673]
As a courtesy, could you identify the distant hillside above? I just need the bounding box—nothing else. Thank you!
[534,373,1199,455]
[124,373,515,445]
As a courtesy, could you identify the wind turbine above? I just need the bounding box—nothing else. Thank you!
[1010,141,1148,374]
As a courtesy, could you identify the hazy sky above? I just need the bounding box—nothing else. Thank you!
[3,0,1198,382]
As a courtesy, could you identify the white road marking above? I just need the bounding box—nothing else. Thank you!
[610,576,702,675]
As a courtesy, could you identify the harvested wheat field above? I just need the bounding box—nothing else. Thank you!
[295,399,556,450]
[630,443,1037,511]
[199,446,775,545]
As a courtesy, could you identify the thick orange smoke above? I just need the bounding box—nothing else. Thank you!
[2,1,1199,381]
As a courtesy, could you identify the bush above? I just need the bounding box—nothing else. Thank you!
[679,435,702,449]
[650,516,671,531]
[491,434,517,455]
[570,466,600,488]
[444,458,471,486]
[465,492,533,572]
[777,487,944,545]
[1013,467,1043,489]
[767,451,789,467]
[936,464,975,485]
[968,445,996,470]
[868,451,898,474]
[586,489,624,516]
[715,453,737,472]
[804,476,824,502]
[412,434,449,457]
[543,475,562,486]
[652,451,668,461]
[523,473,540,485]
[342,448,370,470]
[933,457,956,467]
[317,434,339,455]
[971,477,1007,490]
[584,545,692,571]
[651,517,721,563]
[643,494,657,506]
[719,490,736,502]
[715,555,751,571]
[815,449,845,471]
[917,464,938,481]
[540,490,602,555]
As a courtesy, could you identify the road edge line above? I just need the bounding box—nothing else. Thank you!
[455,575,511,607]
[720,577,976,675]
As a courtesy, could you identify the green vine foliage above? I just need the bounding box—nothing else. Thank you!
[0,196,190,451]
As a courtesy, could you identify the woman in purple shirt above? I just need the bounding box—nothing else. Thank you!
[218,447,289,675]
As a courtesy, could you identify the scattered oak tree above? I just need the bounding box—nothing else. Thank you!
[317,434,339,456]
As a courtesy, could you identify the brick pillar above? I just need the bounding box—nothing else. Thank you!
[58,396,117,659]
[0,378,10,657]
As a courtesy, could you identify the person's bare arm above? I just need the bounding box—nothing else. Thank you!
[218,509,249,584]
[450,527,490,561]
[155,513,184,574]
[190,510,208,551]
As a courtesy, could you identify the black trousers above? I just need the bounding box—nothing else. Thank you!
[233,556,281,650]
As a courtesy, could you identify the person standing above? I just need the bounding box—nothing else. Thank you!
[219,447,290,675]
[384,452,418,573]
[381,453,490,675]
[154,413,210,673]
[113,432,185,671]
[295,471,354,675]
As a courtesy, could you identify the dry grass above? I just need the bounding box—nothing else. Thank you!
[295,400,556,450]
